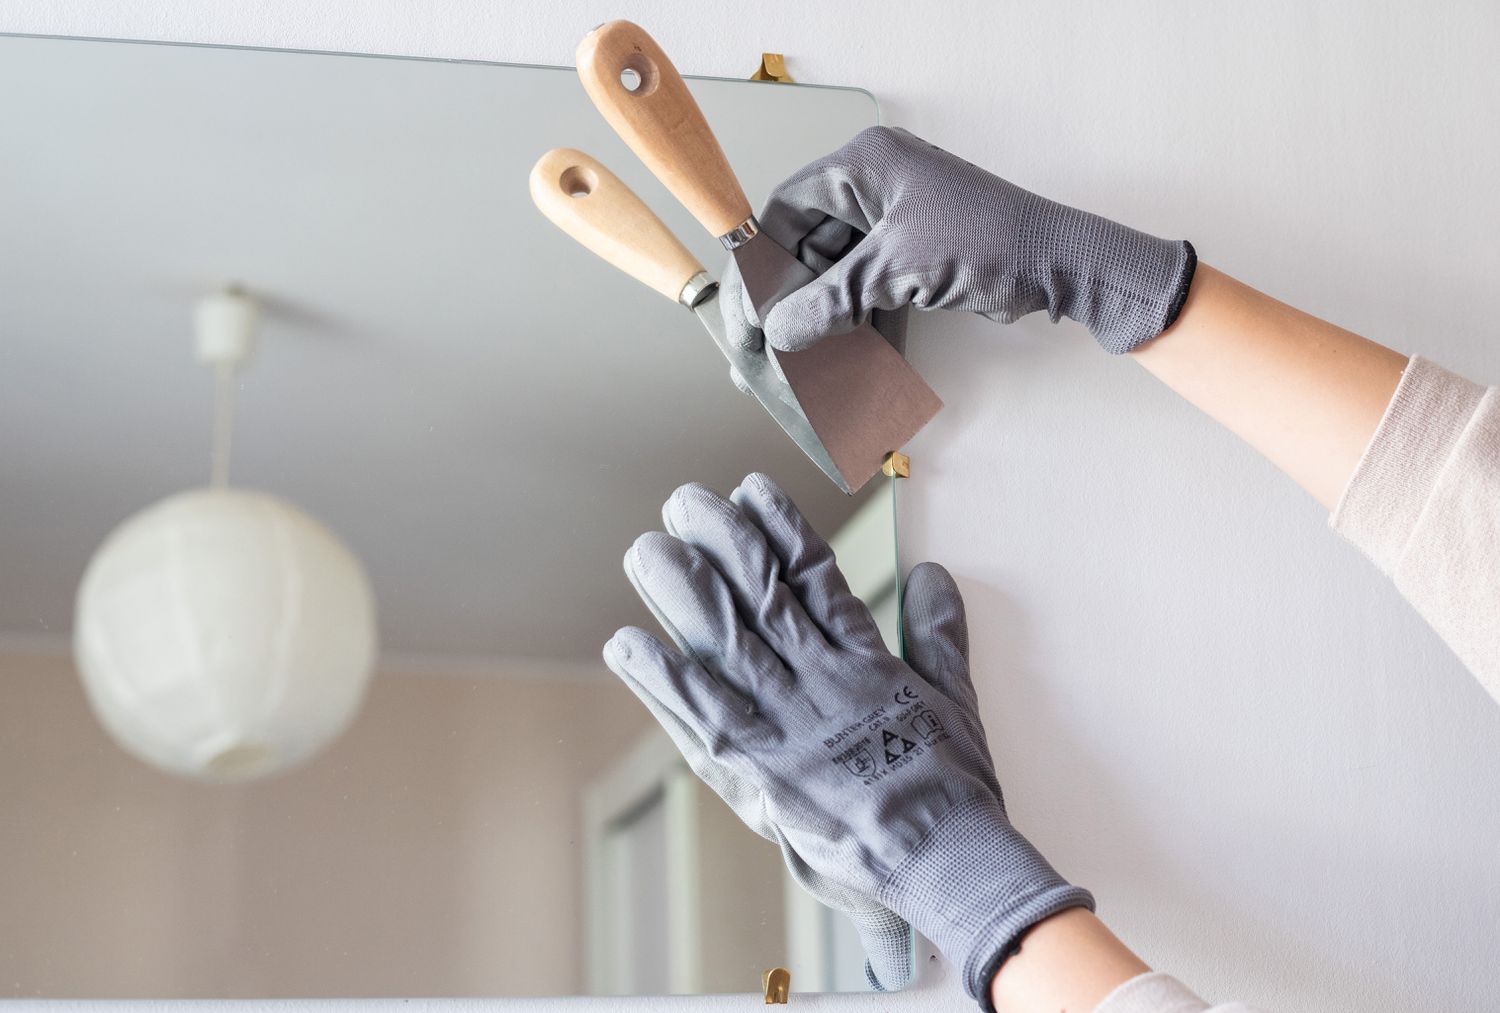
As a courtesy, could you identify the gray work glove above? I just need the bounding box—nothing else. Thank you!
[720,125,1196,360]
[603,473,1093,1003]
[614,574,914,986]
[612,476,914,991]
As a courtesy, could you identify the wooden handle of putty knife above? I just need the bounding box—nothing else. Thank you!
[529,147,707,305]
[576,20,754,239]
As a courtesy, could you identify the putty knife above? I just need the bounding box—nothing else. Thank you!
[530,147,848,490]
[574,20,942,493]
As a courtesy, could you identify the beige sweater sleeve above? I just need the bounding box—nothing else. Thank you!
[1093,971,1263,1012]
[1331,355,1499,698]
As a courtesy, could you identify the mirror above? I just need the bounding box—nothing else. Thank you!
[0,35,897,999]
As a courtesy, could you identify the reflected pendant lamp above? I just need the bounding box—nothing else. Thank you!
[73,289,377,782]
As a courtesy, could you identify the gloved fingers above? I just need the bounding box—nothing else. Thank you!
[760,220,904,353]
[624,531,794,699]
[774,841,914,991]
[728,351,791,397]
[611,665,775,842]
[729,473,887,656]
[900,564,1002,799]
[728,365,754,397]
[661,482,834,660]
[723,336,792,396]
[791,216,860,275]
[604,625,758,750]
[753,230,904,356]
[900,562,978,715]
[757,125,907,249]
[717,255,763,352]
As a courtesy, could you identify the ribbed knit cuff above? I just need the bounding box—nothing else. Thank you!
[876,794,1094,1003]
[1331,356,1486,572]
[1160,241,1198,334]
[1033,193,1198,355]
[1089,233,1197,355]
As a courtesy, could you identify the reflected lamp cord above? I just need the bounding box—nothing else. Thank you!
[210,360,235,489]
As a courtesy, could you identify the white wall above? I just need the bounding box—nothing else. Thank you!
[6,2,1500,1011]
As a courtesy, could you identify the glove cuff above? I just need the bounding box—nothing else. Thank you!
[876,794,1094,1002]
[1022,191,1198,354]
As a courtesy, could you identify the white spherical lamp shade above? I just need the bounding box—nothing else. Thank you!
[73,488,377,782]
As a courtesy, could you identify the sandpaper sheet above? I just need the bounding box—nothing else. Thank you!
[773,329,943,492]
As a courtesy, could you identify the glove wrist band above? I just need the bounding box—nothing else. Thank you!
[877,794,1095,1002]
[1023,195,1198,354]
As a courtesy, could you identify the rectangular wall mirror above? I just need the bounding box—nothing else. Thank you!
[0,35,898,999]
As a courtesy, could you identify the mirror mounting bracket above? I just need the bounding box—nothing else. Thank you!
[749,53,794,83]
[762,966,791,1003]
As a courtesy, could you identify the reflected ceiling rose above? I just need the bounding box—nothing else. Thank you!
[72,288,377,782]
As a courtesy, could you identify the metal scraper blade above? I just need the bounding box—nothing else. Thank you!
[732,230,942,492]
[690,288,852,493]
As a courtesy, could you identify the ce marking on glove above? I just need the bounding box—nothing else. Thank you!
[894,685,919,705]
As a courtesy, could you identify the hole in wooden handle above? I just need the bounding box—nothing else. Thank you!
[559,165,598,198]
[619,53,659,96]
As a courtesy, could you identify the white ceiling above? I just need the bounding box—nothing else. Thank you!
[0,35,883,663]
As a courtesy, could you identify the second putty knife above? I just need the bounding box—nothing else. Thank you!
[529,147,848,490]
[575,20,942,494]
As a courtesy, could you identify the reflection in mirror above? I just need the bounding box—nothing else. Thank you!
[0,35,896,998]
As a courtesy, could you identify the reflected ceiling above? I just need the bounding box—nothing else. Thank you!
[0,36,882,663]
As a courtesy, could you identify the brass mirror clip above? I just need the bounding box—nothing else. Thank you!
[749,53,795,83]
[762,966,791,1003]
[882,451,911,479]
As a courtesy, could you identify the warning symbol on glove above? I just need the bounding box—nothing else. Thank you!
[841,745,877,777]
[909,709,943,743]
[882,729,919,764]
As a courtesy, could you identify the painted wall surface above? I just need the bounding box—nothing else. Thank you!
[0,649,655,997]
[5,2,1500,1011]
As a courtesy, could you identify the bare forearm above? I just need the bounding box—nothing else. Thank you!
[1130,264,1407,510]
[989,908,1149,1011]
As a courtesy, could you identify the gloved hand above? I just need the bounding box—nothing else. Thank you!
[720,125,1196,359]
[603,473,1093,1003]
[613,526,915,990]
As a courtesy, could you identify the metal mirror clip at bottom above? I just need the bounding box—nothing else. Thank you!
[762,966,791,1004]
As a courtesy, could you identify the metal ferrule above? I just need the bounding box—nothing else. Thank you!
[677,271,717,309]
[718,217,760,251]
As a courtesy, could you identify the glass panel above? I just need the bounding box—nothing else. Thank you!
[0,34,900,999]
